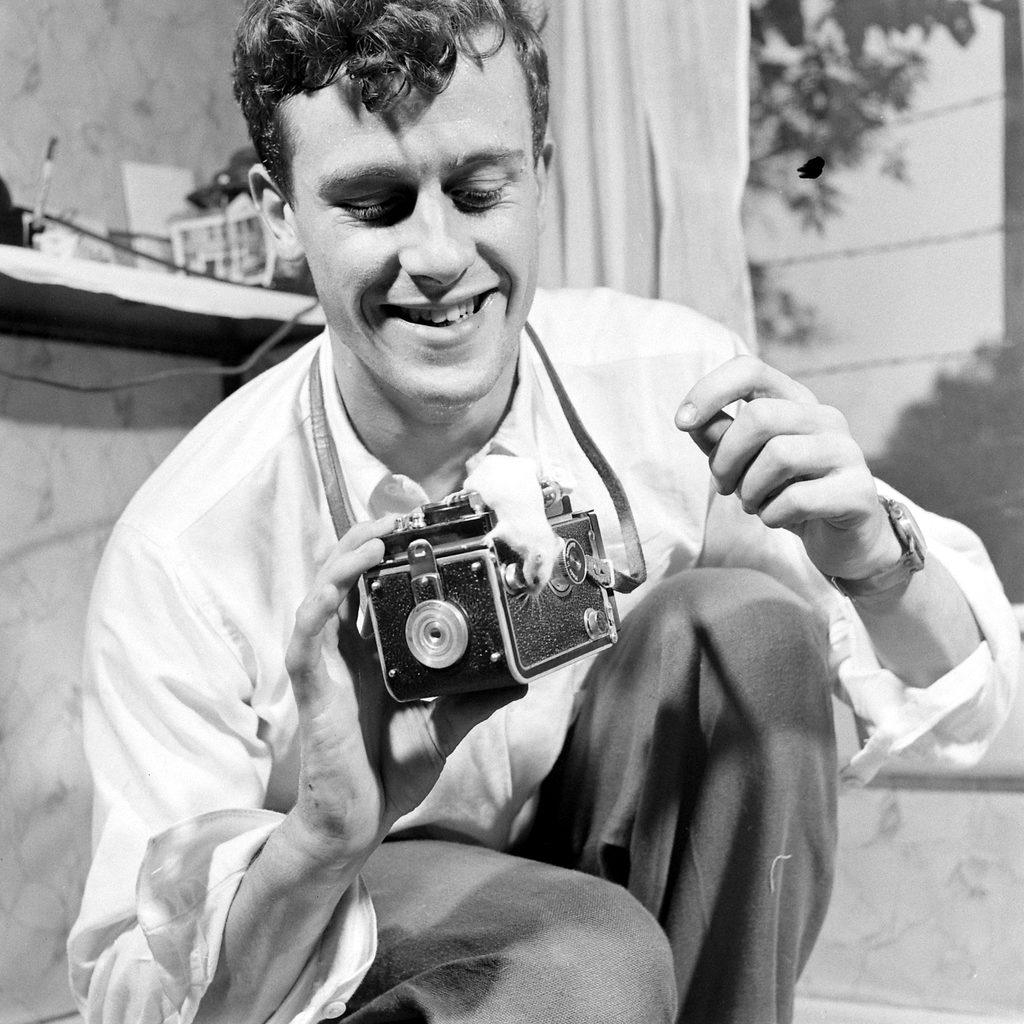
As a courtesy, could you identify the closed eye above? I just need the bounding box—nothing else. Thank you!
[451,185,509,213]
[341,194,413,226]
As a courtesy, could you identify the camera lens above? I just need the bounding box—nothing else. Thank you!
[405,600,470,669]
[550,538,589,597]
[561,539,588,585]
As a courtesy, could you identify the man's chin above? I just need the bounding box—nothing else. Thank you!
[399,364,515,426]
[404,387,491,423]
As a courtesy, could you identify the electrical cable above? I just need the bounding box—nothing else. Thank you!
[41,212,248,282]
[0,298,321,392]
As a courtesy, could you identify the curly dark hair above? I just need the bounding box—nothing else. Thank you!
[233,0,549,196]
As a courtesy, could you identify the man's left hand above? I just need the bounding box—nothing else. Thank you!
[675,354,901,582]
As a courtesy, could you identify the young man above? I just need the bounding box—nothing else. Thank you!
[69,2,1018,1023]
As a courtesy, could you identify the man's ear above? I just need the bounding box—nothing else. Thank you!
[249,164,305,262]
[535,139,555,224]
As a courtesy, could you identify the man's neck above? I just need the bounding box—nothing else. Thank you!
[332,353,518,502]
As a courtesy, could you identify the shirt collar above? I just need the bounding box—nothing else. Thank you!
[315,334,416,520]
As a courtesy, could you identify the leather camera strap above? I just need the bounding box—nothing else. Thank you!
[307,324,647,594]
[309,354,355,539]
[523,322,646,593]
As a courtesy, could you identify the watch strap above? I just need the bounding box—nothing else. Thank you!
[830,497,926,599]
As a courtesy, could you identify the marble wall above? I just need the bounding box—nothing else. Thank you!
[2,9,246,1014]
[799,787,1024,1019]
[0,336,220,1023]
[0,1,249,233]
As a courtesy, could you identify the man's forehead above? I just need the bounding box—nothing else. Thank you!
[281,42,532,167]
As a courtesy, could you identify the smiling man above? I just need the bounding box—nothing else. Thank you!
[251,32,547,499]
[68,3,1019,1024]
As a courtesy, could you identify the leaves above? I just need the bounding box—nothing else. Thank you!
[748,0,977,346]
[749,0,976,197]
[748,21,928,199]
[758,0,806,47]
[749,262,825,347]
[831,0,976,59]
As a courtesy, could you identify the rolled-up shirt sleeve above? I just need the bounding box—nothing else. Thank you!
[700,480,1020,784]
[68,523,377,1023]
[830,482,1020,784]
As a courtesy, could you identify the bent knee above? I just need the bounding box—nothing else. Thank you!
[652,567,817,625]
[624,569,832,731]
[515,867,677,1022]
[635,569,826,662]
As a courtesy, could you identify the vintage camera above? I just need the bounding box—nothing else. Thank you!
[359,486,620,702]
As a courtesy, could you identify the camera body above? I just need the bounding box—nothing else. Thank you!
[359,488,620,702]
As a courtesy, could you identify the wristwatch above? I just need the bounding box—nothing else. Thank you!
[830,497,927,599]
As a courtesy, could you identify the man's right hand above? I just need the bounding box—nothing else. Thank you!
[283,516,526,867]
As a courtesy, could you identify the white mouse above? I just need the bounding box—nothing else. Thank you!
[463,454,561,594]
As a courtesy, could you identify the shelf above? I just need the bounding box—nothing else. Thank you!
[0,244,324,361]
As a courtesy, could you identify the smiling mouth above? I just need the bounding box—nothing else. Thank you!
[384,290,495,328]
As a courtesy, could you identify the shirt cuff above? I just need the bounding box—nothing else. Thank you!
[837,641,997,786]
[137,808,377,1024]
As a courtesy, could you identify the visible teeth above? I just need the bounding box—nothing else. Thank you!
[400,298,476,325]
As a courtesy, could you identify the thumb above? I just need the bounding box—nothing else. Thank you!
[428,684,529,759]
[675,407,734,457]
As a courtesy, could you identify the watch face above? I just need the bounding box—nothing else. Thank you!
[885,499,927,563]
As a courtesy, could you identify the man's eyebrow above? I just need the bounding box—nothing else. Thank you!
[315,164,403,196]
[314,147,527,195]
[448,146,527,171]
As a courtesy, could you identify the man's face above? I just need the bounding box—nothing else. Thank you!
[260,41,550,426]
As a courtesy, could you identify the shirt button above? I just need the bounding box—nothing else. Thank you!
[322,999,346,1019]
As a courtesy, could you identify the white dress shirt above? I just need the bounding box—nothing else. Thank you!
[68,287,1020,1024]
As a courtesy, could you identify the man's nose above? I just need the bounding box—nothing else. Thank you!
[397,195,474,286]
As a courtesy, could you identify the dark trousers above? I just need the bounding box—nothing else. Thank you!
[342,569,838,1024]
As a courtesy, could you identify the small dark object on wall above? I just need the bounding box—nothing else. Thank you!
[797,156,825,179]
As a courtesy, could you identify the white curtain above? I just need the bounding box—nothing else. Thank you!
[538,0,754,343]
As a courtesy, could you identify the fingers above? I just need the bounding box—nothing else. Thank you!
[672,357,878,540]
[309,516,395,624]
[710,400,851,496]
[685,409,734,457]
[749,468,875,531]
[675,354,817,434]
[733,431,858,513]
[316,515,396,588]
[287,582,341,685]
[285,517,394,696]
[711,403,877,544]
[286,557,375,698]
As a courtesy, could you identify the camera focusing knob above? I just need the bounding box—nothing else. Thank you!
[556,539,588,585]
[548,538,588,596]
[583,607,616,641]
[503,561,529,595]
